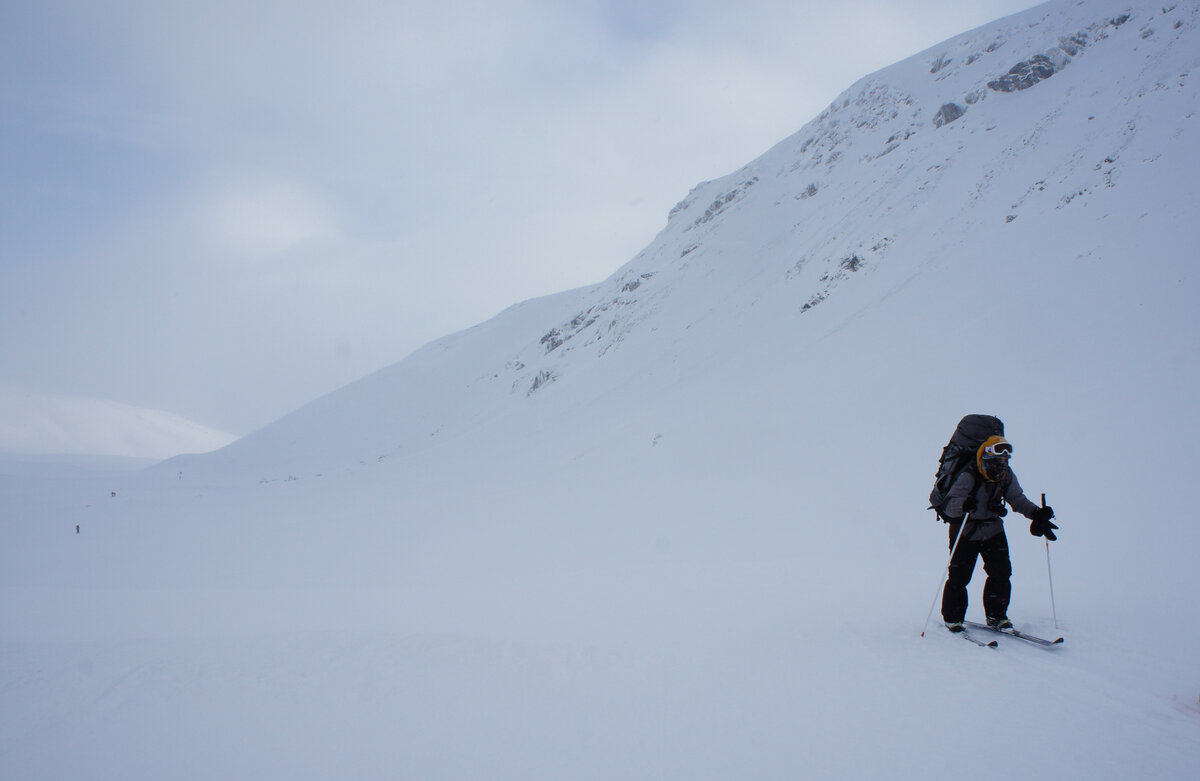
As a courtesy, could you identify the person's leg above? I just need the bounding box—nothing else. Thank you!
[941,524,980,624]
[980,531,1013,622]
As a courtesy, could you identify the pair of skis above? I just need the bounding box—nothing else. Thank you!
[954,621,1064,649]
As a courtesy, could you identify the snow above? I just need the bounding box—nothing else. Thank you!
[0,390,236,459]
[3,0,1199,778]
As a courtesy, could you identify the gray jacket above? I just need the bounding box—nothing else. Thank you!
[945,467,1040,541]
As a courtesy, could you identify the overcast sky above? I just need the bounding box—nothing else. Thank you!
[1,0,1041,442]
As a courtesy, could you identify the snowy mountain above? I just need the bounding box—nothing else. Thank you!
[175,0,1197,485]
[3,1,1199,779]
[0,390,236,460]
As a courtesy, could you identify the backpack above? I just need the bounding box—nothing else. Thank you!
[929,414,1004,521]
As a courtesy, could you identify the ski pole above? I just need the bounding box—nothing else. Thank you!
[1043,493,1059,630]
[921,514,971,637]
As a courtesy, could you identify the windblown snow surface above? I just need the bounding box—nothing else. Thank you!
[3,0,1198,778]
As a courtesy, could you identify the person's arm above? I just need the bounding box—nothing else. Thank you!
[1004,471,1040,519]
[944,470,976,519]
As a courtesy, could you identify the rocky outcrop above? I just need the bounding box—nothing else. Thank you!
[987,14,1133,93]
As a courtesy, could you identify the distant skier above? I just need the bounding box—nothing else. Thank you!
[941,435,1057,632]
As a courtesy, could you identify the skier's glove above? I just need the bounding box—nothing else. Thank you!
[1029,506,1058,541]
[1031,505,1055,523]
[1033,518,1058,541]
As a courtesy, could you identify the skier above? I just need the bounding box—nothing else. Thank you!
[941,434,1057,632]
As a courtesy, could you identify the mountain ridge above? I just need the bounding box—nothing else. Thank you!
[175,0,1196,484]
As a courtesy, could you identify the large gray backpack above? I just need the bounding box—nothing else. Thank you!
[929,414,1004,521]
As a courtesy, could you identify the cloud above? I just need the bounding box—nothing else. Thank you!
[1,0,1043,442]
[190,172,341,257]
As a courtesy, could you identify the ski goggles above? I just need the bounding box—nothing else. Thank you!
[983,441,1013,457]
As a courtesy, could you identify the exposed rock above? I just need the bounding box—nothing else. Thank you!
[984,15,1129,95]
[528,370,557,395]
[933,103,966,128]
[540,328,565,353]
[988,53,1059,92]
[688,178,760,229]
[964,89,988,105]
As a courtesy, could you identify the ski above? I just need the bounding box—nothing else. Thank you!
[964,621,1064,647]
[952,627,998,648]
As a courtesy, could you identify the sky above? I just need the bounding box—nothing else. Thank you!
[0,0,1043,447]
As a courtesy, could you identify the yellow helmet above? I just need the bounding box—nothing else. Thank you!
[976,435,1013,482]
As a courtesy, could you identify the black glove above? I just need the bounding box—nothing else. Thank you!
[1029,505,1058,541]
[961,497,977,515]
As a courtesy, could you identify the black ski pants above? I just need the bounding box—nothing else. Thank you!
[941,523,1012,624]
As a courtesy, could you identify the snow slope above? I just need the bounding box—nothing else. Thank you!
[3,1,1198,778]
[0,390,236,459]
